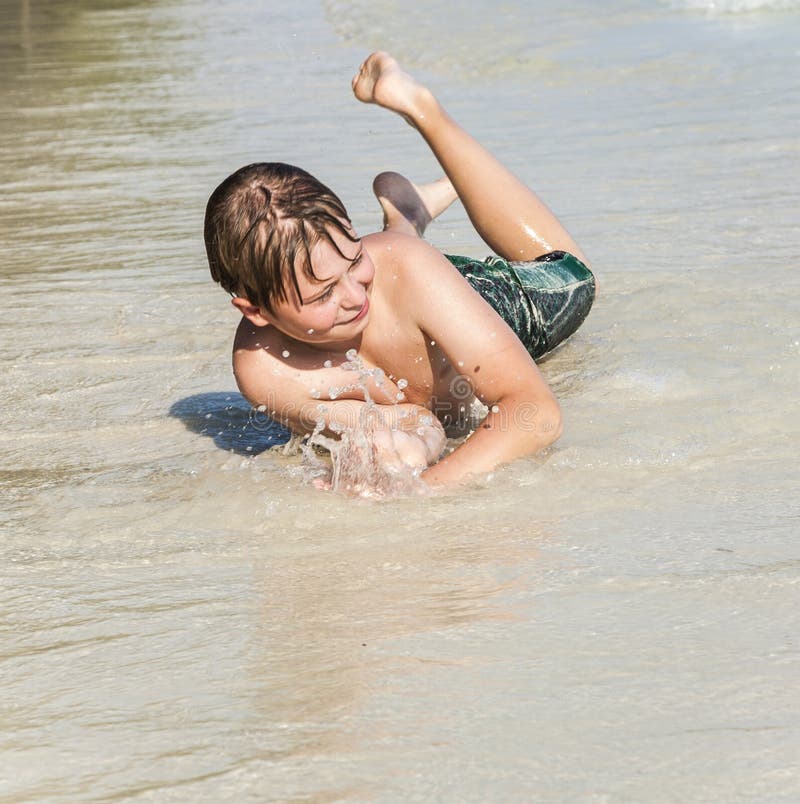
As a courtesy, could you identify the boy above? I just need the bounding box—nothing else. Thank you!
[204,52,595,487]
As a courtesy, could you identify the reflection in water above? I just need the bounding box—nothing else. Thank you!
[19,0,31,59]
[245,523,542,781]
[0,0,209,285]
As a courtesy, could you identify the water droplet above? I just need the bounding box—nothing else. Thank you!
[345,348,358,361]
[307,328,315,334]
[430,340,436,346]
[396,392,405,401]
[257,404,267,412]
[458,361,464,367]
[323,360,333,368]
[491,405,500,414]
[397,378,408,390]
[311,389,321,399]
[282,350,290,358]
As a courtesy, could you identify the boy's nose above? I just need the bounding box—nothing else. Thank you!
[342,274,366,307]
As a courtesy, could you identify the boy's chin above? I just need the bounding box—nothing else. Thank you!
[293,330,356,350]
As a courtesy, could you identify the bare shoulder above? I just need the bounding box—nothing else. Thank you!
[363,230,460,305]
[364,230,477,316]
[232,320,329,429]
[364,229,450,277]
[233,320,295,405]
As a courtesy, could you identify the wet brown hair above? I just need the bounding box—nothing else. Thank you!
[204,162,358,312]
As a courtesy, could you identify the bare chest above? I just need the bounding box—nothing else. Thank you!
[358,311,467,415]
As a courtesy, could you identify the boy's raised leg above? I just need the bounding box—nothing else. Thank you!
[373,172,456,237]
[352,52,589,266]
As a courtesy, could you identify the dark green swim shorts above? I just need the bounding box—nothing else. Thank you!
[446,251,595,359]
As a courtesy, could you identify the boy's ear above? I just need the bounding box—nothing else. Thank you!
[231,296,271,327]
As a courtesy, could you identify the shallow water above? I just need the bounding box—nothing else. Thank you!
[1,0,799,800]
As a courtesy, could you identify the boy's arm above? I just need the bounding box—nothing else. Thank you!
[398,237,563,486]
[291,396,446,469]
[233,346,445,469]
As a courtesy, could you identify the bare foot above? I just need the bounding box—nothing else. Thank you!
[351,51,435,125]
[373,172,457,237]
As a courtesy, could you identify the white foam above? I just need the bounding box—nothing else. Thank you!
[669,0,800,10]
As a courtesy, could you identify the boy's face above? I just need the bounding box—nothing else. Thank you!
[262,226,375,346]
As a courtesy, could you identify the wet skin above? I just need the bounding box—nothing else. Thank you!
[230,50,568,485]
[231,219,561,489]
[231,227,468,428]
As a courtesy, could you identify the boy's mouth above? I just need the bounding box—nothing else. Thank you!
[345,297,369,324]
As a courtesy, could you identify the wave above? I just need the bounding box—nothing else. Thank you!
[669,0,800,12]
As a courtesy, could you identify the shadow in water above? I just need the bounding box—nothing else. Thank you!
[169,392,292,456]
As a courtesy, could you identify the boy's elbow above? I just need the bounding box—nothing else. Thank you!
[539,400,562,448]
[551,409,564,445]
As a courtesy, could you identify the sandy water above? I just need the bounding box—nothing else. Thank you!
[1,0,799,800]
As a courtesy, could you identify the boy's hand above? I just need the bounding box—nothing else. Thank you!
[374,425,442,472]
[322,414,445,497]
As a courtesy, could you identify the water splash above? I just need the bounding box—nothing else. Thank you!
[301,349,429,498]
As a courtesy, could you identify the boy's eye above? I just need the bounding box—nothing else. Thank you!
[311,252,361,303]
[316,285,335,303]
